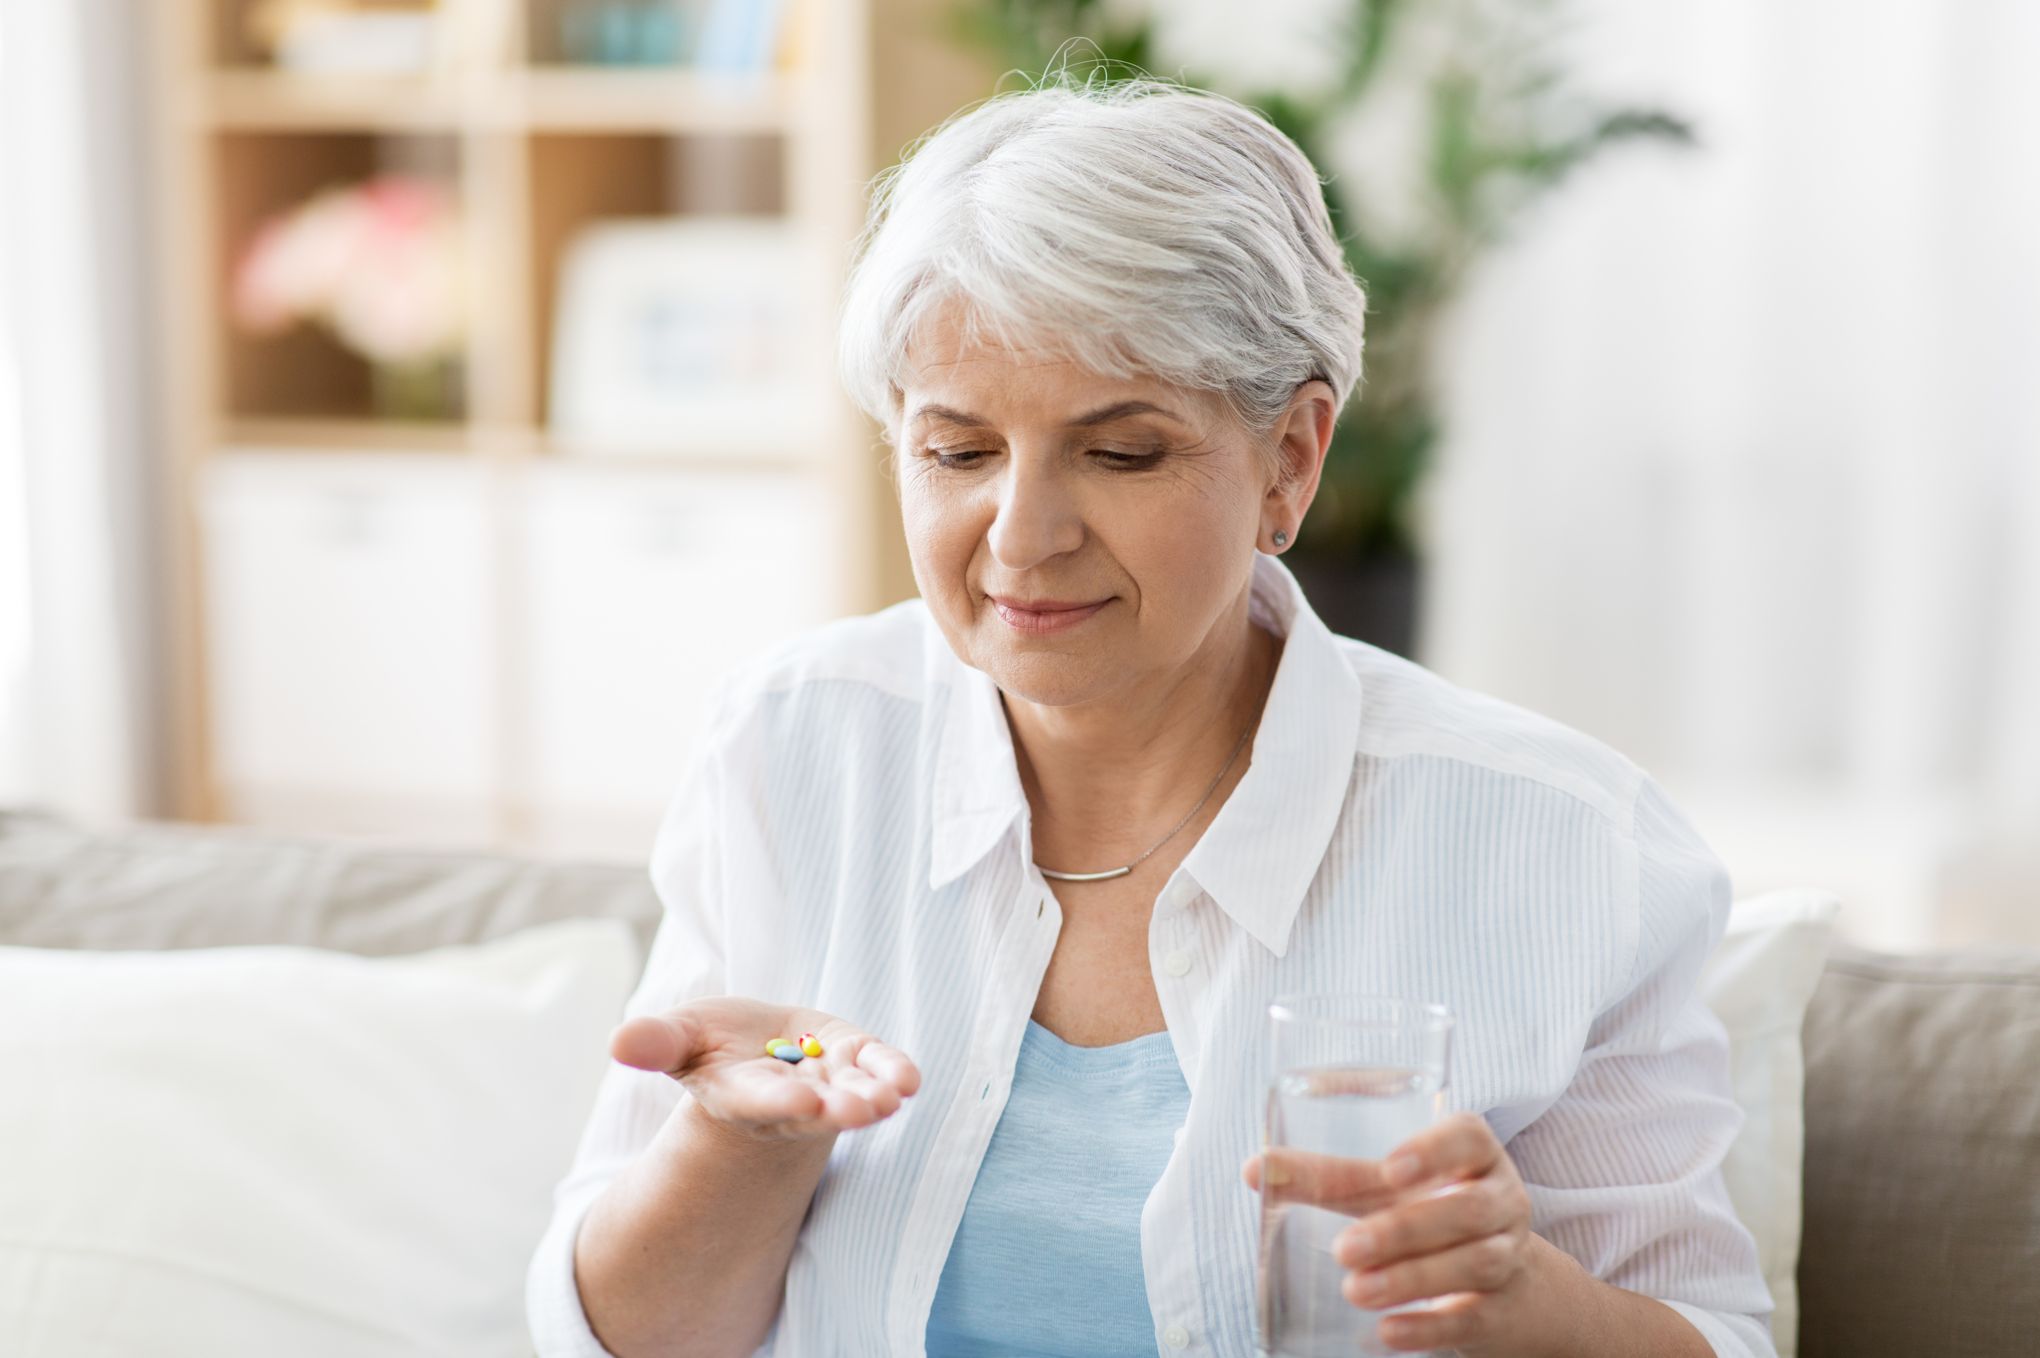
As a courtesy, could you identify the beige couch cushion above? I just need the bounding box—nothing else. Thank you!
[0,809,663,958]
[1797,941,2040,1358]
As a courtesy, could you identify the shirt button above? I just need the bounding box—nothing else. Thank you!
[1163,950,1192,978]
[1163,1323,1191,1349]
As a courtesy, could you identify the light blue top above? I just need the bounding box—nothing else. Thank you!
[925,1017,1192,1357]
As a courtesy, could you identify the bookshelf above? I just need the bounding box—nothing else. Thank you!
[146,0,988,857]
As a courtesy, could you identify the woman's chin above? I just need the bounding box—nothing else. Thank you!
[976,648,1121,710]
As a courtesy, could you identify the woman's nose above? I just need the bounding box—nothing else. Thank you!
[986,460,1084,571]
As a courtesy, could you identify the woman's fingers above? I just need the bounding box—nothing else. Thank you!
[853,1038,922,1097]
[827,1064,902,1120]
[1373,1289,1490,1352]
[1332,1179,1516,1270]
[1341,1230,1525,1311]
[815,1080,882,1128]
[1377,1112,1503,1190]
[610,1013,700,1075]
[1240,1146,1400,1215]
[1241,1114,1505,1207]
[800,1032,917,1130]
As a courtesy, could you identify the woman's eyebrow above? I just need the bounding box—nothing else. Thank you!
[905,399,1186,429]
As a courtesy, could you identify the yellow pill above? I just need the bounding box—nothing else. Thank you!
[765,1038,790,1056]
[800,1037,823,1058]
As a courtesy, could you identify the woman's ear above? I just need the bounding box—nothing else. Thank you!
[1262,379,1337,548]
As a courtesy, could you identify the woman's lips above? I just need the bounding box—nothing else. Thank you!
[989,596,1110,634]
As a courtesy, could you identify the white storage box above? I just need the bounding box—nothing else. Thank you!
[510,461,841,856]
[197,451,503,844]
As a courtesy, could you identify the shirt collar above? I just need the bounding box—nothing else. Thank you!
[926,630,1029,892]
[926,553,1365,959]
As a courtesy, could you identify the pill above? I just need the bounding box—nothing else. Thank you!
[765,1039,786,1056]
[800,1036,824,1057]
[774,1046,805,1064]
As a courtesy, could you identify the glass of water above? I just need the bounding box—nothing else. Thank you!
[1256,994,1454,1358]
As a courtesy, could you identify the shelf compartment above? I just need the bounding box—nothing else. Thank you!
[205,0,275,66]
[213,129,469,423]
[196,451,505,839]
[525,130,784,424]
[194,69,797,136]
[510,461,845,823]
[217,417,483,454]
[498,68,796,133]
[204,0,455,73]
[198,69,467,131]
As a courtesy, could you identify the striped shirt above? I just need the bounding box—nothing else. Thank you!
[526,551,1777,1358]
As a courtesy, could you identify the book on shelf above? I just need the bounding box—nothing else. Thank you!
[550,0,814,72]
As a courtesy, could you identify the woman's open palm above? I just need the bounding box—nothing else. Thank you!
[609,996,921,1142]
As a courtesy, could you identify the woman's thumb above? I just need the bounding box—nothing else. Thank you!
[610,1012,700,1074]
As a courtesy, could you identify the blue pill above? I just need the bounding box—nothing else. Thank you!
[773,1046,804,1063]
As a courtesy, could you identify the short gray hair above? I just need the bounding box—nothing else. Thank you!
[837,74,1368,447]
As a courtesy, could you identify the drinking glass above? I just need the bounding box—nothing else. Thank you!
[1256,994,1454,1358]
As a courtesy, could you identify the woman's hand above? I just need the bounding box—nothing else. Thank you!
[1243,1112,1569,1356]
[610,996,921,1144]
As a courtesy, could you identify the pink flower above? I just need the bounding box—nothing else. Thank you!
[232,188,368,332]
[231,175,466,365]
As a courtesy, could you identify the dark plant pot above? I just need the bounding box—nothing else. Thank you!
[1283,550,1423,660]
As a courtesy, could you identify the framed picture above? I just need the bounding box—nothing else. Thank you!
[547,217,826,457]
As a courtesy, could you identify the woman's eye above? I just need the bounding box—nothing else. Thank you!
[1093,449,1164,470]
[922,447,1161,471]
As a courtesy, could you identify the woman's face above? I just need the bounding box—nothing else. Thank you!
[893,303,1313,710]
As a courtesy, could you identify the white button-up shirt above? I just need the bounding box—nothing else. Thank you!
[528,552,1776,1358]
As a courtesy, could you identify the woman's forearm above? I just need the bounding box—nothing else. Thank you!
[1523,1235,1718,1358]
[573,1099,837,1358]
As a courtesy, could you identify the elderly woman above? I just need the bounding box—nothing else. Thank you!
[526,78,1775,1358]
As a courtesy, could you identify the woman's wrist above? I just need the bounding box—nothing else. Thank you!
[661,1090,842,1170]
[1512,1234,1716,1358]
[575,1097,838,1357]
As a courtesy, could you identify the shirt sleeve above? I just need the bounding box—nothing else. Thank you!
[526,710,735,1358]
[1501,774,1779,1358]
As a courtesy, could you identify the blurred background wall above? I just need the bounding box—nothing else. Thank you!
[1,0,2034,951]
[1419,1,2040,950]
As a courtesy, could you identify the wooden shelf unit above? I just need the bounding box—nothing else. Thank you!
[164,2,863,436]
[144,0,964,848]
[193,65,803,134]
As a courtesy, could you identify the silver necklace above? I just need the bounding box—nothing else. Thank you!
[1033,720,1256,882]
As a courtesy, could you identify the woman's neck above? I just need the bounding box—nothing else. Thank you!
[1004,601,1283,875]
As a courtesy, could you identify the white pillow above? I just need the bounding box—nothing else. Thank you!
[1698,887,1841,1358]
[0,918,640,1358]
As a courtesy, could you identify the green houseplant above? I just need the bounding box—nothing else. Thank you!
[948,0,1693,656]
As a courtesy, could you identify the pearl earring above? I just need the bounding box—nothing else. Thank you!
[1271,528,1289,548]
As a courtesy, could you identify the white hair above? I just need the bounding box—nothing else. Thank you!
[836,74,1369,458]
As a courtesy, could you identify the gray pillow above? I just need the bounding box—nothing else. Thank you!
[0,808,664,961]
[1796,941,2040,1358]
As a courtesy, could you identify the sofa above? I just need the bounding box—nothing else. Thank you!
[2,807,2035,1357]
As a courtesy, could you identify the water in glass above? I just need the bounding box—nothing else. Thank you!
[1257,1064,1445,1357]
